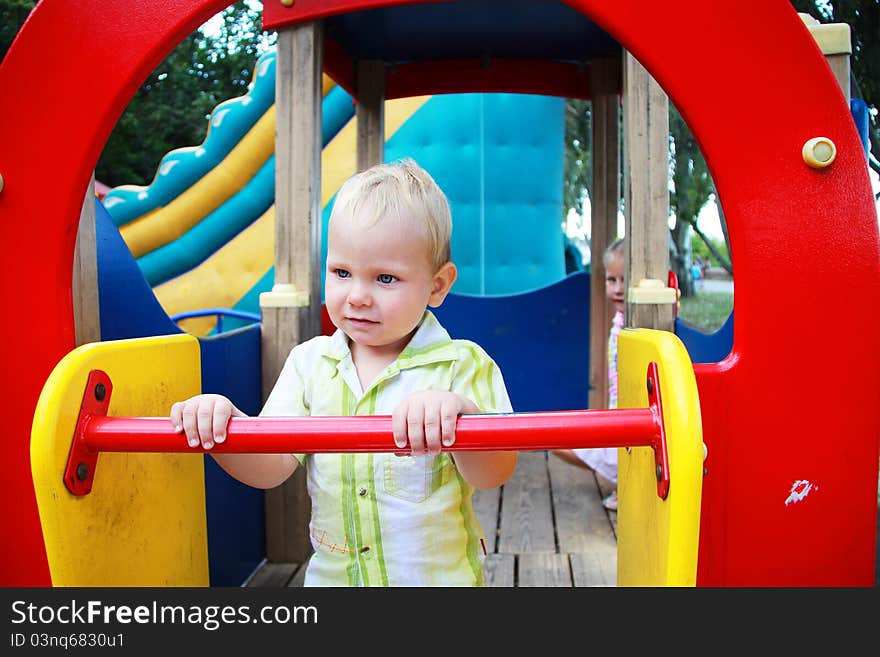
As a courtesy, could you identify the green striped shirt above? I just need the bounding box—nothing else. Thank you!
[261,311,513,586]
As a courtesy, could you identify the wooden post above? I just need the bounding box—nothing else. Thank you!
[73,173,101,346]
[589,57,621,409]
[356,60,385,171]
[622,53,674,332]
[260,22,323,564]
[801,14,851,105]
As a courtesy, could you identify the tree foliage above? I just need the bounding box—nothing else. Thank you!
[563,99,592,220]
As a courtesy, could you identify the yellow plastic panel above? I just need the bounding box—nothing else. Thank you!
[616,328,703,586]
[31,335,207,586]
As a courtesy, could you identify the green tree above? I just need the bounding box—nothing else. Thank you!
[563,99,592,221]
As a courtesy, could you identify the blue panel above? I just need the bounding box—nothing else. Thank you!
[851,98,870,157]
[96,198,182,340]
[199,326,265,586]
[433,271,591,412]
[386,93,565,295]
[325,0,619,62]
[674,313,734,364]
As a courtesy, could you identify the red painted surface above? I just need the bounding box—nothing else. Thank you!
[577,0,880,586]
[1,0,877,586]
[0,0,232,587]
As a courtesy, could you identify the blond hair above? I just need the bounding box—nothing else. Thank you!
[329,158,452,271]
[603,237,625,267]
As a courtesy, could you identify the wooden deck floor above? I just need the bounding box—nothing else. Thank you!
[245,451,618,588]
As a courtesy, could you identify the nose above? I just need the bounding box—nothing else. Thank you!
[346,279,372,307]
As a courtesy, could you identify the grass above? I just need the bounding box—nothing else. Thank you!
[678,290,733,333]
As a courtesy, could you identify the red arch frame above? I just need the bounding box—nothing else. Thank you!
[0,0,877,586]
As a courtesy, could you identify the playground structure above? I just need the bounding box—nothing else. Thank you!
[1,0,878,587]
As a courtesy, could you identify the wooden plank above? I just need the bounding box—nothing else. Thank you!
[261,308,316,563]
[264,463,312,563]
[356,59,385,171]
[825,53,850,105]
[274,23,323,296]
[483,554,515,588]
[245,561,298,588]
[589,56,621,410]
[262,23,324,563]
[518,553,571,587]
[498,452,555,554]
[73,173,101,346]
[288,558,309,587]
[596,473,618,538]
[570,551,617,587]
[622,52,673,332]
[473,486,500,554]
[548,453,617,554]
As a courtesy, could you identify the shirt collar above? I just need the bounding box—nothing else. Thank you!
[322,310,458,370]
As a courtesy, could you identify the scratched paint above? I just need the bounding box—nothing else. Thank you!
[784,480,817,506]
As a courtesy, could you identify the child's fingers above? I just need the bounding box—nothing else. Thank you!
[213,400,231,444]
[406,403,426,455]
[181,401,201,448]
[391,402,409,450]
[196,399,216,449]
[169,402,183,432]
[440,398,459,447]
[423,400,443,456]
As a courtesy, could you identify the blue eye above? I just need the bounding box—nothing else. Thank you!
[378,274,396,284]
[335,269,351,279]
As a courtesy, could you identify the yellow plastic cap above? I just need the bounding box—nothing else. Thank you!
[628,278,678,304]
[259,283,310,308]
[802,137,837,169]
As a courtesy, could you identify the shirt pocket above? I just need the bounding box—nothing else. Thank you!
[381,453,455,503]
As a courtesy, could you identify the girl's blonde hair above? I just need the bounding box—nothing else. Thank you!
[603,237,625,266]
[330,158,452,271]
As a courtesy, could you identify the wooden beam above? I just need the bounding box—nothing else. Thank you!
[622,53,673,332]
[589,57,621,409]
[801,14,851,104]
[73,173,101,346]
[260,22,324,563]
[356,59,385,171]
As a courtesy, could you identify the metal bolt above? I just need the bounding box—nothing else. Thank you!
[647,377,653,396]
[94,383,106,401]
[655,464,662,481]
[703,467,708,476]
[76,463,89,481]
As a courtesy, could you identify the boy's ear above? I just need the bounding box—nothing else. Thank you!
[428,262,457,307]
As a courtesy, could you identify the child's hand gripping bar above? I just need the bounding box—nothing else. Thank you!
[64,365,670,499]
